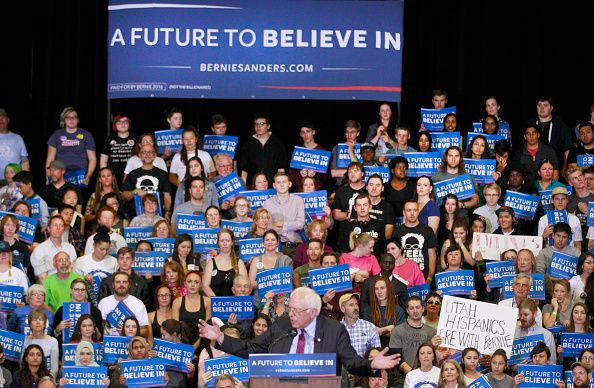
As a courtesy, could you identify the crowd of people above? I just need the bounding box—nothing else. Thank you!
[0,92,593,387]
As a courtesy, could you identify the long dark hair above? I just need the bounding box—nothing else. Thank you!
[180,126,204,167]
[171,233,199,268]
[18,344,51,387]
[70,314,101,343]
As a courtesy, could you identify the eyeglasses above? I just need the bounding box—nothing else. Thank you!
[426,300,441,306]
[254,121,268,126]
[116,120,129,124]
[257,216,270,220]
[287,306,310,315]
[72,288,87,293]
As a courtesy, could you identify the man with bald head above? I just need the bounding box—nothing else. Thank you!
[43,251,83,312]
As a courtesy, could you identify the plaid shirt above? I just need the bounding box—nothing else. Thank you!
[341,317,381,357]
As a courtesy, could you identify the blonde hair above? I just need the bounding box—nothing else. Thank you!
[437,360,466,388]
[349,231,375,251]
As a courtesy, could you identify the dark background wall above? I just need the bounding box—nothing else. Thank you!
[1,1,591,188]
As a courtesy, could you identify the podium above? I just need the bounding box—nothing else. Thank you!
[250,376,341,388]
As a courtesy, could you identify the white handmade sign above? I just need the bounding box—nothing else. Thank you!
[472,233,543,261]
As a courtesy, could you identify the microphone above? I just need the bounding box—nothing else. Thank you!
[268,329,297,352]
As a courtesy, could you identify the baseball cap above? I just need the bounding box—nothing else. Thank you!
[571,361,592,374]
[0,109,7,117]
[338,293,359,306]
[0,241,11,253]
[361,142,376,152]
[495,205,515,217]
[551,186,569,197]
[49,160,66,170]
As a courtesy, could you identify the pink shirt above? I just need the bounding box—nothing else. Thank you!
[339,253,381,276]
[393,259,426,286]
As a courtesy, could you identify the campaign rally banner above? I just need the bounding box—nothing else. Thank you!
[256,267,293,295]
[249,353,336,378]
[152,338,194,372]
[560,332,594,357]
[466,132,505,152]
[132,251,168,275]
[107,301,135,329]
[502,274,545,300]
[25,197,41,221]
[211,296,255,320]
[145,237,175,255]
[435,270,475,296]
[123,226,152,248]
[238,189,276,213]
[472,233,543,262]
[430,131,461,151]
[215,172,246,203]
[309,264,352,295]
[485,261,516,288]
[239,237,266,262]
[154,128,183,154]
[420,106,456,132]
[336,143,362,168]
[437,296,517,356]
[565,370,594,388]
[404,152,442,177]
[295,190,328,215]
[63,302,90,343]
[205,355,249,387]
[504,191,540,220]
[102,336,131,363]
[0,211,38,245]
[407,283,430,300]
[221,219,252,239]
[64,169,88,187]
[192,228,219,252]
[63,343,103,366]
[203,135,239,158]
[0,284,24,312]
[467,375,493,388]
[509,334,545,365]
[548,251,578,279]
[0,329,25,361]
[62,366,108,388]
[517,364,563,388]
[290,146,331,173]
[363,165,390,183]
[121,358,167,387]
[588,202,594,227]
[578,154,594,168]
[434,174,475,205]
[463,158,496,184]
[108,0,404,102]
[176,213,207,236]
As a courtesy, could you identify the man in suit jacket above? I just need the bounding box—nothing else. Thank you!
[198,287,400,376]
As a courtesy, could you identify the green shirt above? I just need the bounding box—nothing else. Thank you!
[43,272,84,312]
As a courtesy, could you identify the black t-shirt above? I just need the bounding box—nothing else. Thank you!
[38,182,84,209]
[566,145,594,165]
[101,133,138,175]
[122,166,171,212]
[338,217,386,256]
[392,222,438,278]
[331,184,367,213]
[369,199,395,225]
[383,181,416,217]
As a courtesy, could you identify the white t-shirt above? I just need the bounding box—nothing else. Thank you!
[124,155,167,175]
[84,232,128,256]
[73,253,118,279]
[170,150,215,180]
[0,267,29,291]
[30,239,77,277]
[98,294,149,335]
[404,366,440,388]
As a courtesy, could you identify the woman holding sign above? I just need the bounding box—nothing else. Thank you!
[11,344,52,388]
[160,319,195,386]
[248,230,292,296]
[59,340,111,387]
[557,302,593,369]
[111,336,166,388]
[435,246,477,299]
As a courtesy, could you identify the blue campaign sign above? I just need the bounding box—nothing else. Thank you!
[0,284,24,312]
[504,191,540,220]
[509,334,545,365]
[363,165,390,183]
[152,338,194,372]
[154,129,183,153]
[588,202,594,227]
[434,174,475,205]
[62,366,108,388]
[0,329,25,361]
[290,146,331,173]
[121,358,167,387]
[517,364,563,387]
[420,106,456,132]
[205,355,249,387]
[211,296,255,320]
[560,332,594,357]
[123,226,153,248]
[337,143,362,168]
[25,197,41,220]
[64,169,88,187]
[295,190,328,215]
[530,274,545,300]
[176,213,207,236]
[467,375,493,388]
[578,154,594,167]
[466,132,505,152]
[249,353,336,378]
[132,251,168,275]
[102,336,131,363]
[430,131,461,151]
[62,343,103,366]
[0,211,38,245]
[134,193,162,216]
[547,210,568,226]
[107,301,135,329]
[486,261,517,288]
[221,219,252,239]
[215,172,246,203]
[548,251,578,279]
[238,189,276,213]
[498,123,511,140]
[539,190,553,209]
[107,1,404,102]
[463,158,496,184]
[63,302,91,343]
[203,135,239,158]
[309,264,352,295]
[192,228,219,252]
[145,237,175,255]
[404,152,442,177]
[257,267,293,295]
[239,237,266,263]
[435,270,475,296]
[407,283,430,300]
